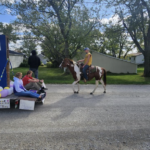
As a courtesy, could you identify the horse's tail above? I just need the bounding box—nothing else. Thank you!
[103,69,106,85]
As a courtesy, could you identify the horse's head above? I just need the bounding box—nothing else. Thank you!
[59,58,74,68]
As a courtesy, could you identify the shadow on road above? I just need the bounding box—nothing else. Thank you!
[49,93,106,121]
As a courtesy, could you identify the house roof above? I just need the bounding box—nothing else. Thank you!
[9,50,24,56]
[128,53,143,57]
[38,54,44,58]
[91,51,137,64]
[38,54,49,60]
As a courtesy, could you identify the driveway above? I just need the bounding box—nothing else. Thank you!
[0,84,150,150]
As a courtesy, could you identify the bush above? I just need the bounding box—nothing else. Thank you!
[138,64,144,67]
[46,60,60,68]
[46,62,52,68]
[20,61,29,67]
[40,63,44,66]
[52,60,60,68]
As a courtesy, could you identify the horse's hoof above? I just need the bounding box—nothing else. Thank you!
[104,91,106,93]
[76,91,79,94]
[90,92,93,95]
[74,91,79,94]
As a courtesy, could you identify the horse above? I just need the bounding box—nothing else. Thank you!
[59,58,106,94]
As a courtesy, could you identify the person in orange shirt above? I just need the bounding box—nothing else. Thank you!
[77,47,92,82]
[22,70,47,92]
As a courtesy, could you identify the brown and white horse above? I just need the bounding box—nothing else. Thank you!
[59,58,106,94]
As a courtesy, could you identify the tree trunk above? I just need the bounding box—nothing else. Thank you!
[65,40,69,58]
[112,48,116,57]
[123,50,130,59]
[118,44,123,58]
[144,45,150,77]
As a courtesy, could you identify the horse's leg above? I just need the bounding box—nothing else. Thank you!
[77,83,80,93]
[90,80,99,95]
[100,79,106,93]
[72,81,79,94]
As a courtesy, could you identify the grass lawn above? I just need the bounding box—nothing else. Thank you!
[10,66,150,84]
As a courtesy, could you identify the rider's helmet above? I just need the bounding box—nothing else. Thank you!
[84,47,90,51]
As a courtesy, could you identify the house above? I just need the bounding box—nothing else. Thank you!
[74,51,137,73]
[38,54,49,64]
[9,50,24,68]
[128,53,144,65]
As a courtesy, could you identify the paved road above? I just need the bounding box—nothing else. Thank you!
[0,84,150,150]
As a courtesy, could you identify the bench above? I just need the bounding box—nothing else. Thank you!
[0,94,45,110]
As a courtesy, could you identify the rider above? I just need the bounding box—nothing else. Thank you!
[77,47,92,82]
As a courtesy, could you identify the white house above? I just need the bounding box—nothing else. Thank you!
[9,50,24,68]
[74,51,137,73]
[38,54,49,64]
[129,53,144,65]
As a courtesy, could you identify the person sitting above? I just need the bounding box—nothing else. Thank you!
[22,70,47,93]
[13,72,45,101]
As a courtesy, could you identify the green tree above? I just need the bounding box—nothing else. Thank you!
[18,32,37,59]
[104,24,134,58]
[0,22,17,42]
[40,20,100,65]
[1,0,100,62]
[40,25,64,64]
[100,0,150,77]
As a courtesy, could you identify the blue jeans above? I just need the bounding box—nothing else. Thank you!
[83,65,89,80]
[14,91,40,98]
[30,68,38,79]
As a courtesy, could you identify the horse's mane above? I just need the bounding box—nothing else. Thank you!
[69,59,76,65]
[65,58,78,66]
[69,59,80,67]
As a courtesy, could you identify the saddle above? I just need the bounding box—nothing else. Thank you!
[79,63,97,80]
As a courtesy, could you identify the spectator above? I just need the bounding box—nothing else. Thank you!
[28,50,41,78]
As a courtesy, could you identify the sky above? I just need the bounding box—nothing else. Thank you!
[0,6,43,53]
[0,13,16,23]
[0,5,16,23]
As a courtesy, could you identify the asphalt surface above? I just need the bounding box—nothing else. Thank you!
[0,84,150,150]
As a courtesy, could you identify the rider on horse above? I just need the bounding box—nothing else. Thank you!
[77,47,92,82]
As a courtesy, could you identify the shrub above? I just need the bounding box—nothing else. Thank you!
[46,62,52,68]
[138,64,144,67]
[40,63,44,66]
[51,60,60,68]
[20,61,29,67]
